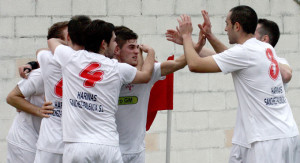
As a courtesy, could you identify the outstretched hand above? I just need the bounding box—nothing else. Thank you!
[165,29,183,45]
[177,14,193,38]
[195,24,207,53]
[200,10,212,36]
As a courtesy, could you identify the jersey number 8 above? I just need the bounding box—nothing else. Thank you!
[266,48,279,80]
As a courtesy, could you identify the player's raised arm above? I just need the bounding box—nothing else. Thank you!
[47,38,66,54]
[160,55,187,76]
[131,44,155,84]
[179,14,220,73]
[166,24,215,58]
[200,10,228,53]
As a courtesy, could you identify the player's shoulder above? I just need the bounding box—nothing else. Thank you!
[37,49,52,60]
[26,68,42,80]
[30,68,41,75]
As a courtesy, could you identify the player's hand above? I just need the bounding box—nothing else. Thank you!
[195,24,207,53]
[139,44,154,53]
[165,29,183,45]
[18,64,32,79]
[200,10,212,37]
[177,14,193,38]
[39,101,54,118]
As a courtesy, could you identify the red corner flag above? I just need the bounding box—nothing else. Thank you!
[146,55,174,131]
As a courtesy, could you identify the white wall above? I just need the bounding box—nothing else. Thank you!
[0,0,299,162]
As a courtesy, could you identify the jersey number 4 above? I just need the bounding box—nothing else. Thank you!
[266,48,279,80]
[79,62,104,88]
[55,78,63,98]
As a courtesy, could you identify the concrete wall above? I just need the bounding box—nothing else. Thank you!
[0,0,299,162]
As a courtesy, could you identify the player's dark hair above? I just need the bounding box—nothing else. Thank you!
[84,19,115,53]
[68,15,91,46]
[230,5,258,34]
[47,21,69,40]
[115,26,138,48]
[257,19,280,47]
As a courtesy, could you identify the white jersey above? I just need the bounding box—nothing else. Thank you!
[6,69,44,153]
[37,50,64,154]
[116,63,161,154]
[277,57,290,91]
[54,45,137,146]
[213,38,299,148]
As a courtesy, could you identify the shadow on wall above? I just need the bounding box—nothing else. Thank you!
[295,0,300,5]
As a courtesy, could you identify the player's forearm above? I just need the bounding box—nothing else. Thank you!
[183,35,203,72]
[47,38,63,54]
[141,49,155,81]
[279,63,292,83]
[136,48,144,71]
[6,87,42,117]
[161,55,187,76]
[198,47,216,57]
[206,33,228,53]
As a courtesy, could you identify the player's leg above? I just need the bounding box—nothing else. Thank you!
[228,144,248,163]
[7,143,36,163]
[295,136,300,163]
[246,136,299,163]
[63,142,123,163]
[122,150,145,163]
[34,149,62,163]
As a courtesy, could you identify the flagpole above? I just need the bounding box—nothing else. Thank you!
[166,109,172,163]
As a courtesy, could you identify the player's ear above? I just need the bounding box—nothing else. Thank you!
[262,35,270,43]
[114,46,120,55]
[67,33,71,42]
[234,22,241,31]
[101,40,107,51]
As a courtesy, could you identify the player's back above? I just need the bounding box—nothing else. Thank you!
[7,69,44,153]
[230,38,298,144]
[37,50,64,153]
[54,45,136,146]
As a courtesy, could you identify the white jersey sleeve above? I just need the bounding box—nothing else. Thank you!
[53,45,75,68]
[277,57,289,66]
[37,50,53,72]
[18,69,44,96]
[118,62,137,84]
[149,63,162,84]
[213,45,251,74]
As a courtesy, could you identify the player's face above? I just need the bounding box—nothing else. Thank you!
[119,39,139,66]
[254,24,263,41]
[105,32,117,59]
[225,12,237,44]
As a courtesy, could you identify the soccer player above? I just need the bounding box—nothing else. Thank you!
[35,16,91,163]
[47,19,155,162]
[177,5,299,163]
[5,21,71,163]
[114,26,187,163]
[254,18,292,90]
[6,67,53,163]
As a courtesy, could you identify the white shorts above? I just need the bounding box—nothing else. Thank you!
[63,142,123,163]
[229,136,300,163]
[34,149,63,163]
[7,143,36,163]
[122,150,145,163]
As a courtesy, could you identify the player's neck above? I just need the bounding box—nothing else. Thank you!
[237,33,255,44]
[71,44,84,51]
